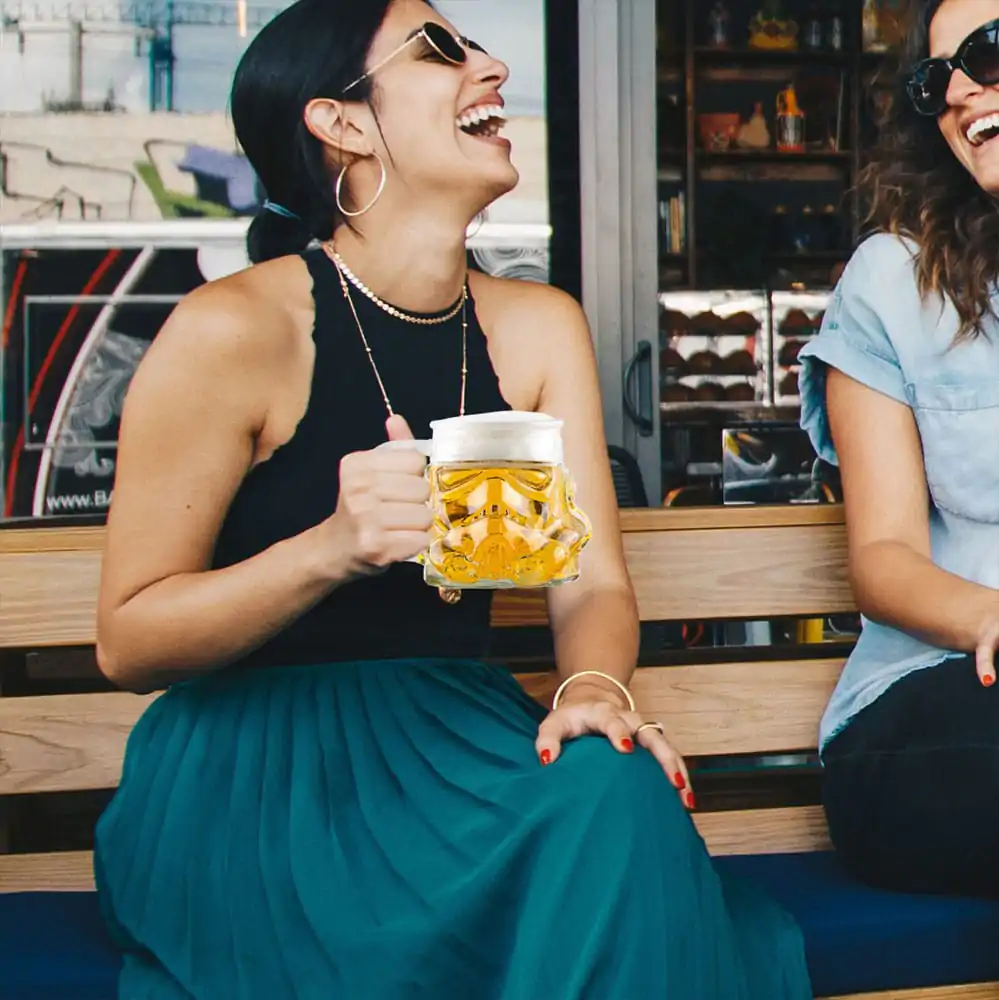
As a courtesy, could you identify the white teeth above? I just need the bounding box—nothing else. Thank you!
[456,104,506,134]
[966,113,999,145]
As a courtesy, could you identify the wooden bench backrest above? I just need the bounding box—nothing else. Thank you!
[0,506,852,889]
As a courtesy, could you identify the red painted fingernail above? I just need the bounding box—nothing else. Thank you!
[685,791,696,810]
[985,675,995,687]
[621,738,634,753]
[540,749,552,766]
[673,772,686,790]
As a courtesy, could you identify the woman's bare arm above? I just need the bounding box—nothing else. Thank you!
[484,280,690,791]
[492,282,639,703]
[828,367,999,680]
[96,281,352,691]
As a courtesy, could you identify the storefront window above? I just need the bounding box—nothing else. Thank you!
[653,0,889,507]
[0,0,563,519]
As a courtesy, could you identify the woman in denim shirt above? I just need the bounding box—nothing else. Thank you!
[799,0,999,897]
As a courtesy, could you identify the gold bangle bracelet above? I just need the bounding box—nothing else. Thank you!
[551,670,636,713]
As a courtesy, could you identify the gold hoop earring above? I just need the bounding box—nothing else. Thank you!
[335,153,387,218]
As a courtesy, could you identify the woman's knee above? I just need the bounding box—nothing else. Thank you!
[554,735,684,814]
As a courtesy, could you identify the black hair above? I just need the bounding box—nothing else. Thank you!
[230,0,395,264]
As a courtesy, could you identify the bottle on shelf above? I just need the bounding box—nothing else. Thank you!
[707,1,731,47]
[775,83,806,152]
[803,6,823,50]
[826,5,844,52]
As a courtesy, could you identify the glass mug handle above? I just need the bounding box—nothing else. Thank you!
[377,438,434,565]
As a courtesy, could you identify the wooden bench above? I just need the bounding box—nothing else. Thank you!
[0,507,997,1000]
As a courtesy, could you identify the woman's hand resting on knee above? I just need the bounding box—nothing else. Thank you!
[534,680,694,810]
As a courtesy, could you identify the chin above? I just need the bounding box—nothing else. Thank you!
[465,162,520,212]
[955,137,999,195]
[973,168,999,196]
[489,161,520,197]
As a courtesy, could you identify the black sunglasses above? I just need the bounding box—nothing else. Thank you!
[907,17,999,116]
[343,22,487,94]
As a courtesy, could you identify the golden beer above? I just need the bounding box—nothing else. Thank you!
[399,411,592,590]
[424,460,591,589]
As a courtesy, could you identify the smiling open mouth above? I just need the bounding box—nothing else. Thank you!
[456,104,507,139]
[967,113,999,146]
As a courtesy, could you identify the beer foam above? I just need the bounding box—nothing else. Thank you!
[428,410,564,464]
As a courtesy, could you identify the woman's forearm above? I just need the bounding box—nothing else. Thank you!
[853,539,999,653]
[97,524,350,691]
[550,585,640,706]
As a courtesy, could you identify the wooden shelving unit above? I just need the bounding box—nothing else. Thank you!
[656,0,890,291]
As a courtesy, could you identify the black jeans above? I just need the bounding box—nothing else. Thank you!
[823,654,999,898]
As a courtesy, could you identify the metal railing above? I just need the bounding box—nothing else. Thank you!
[0,217,552,250]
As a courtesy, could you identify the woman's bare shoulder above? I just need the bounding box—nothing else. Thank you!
[470,272,590,354]
[133,256,307,392]
[125,254,314,432]
[470,269,580,313]
[468,272,593,410]
[153,255,309,362]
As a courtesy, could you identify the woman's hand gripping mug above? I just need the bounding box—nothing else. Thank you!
[383,410,592,590]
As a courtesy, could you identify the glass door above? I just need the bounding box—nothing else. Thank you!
[652,0,881,508]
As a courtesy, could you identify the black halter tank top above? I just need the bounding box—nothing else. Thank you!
[210,247,510,669]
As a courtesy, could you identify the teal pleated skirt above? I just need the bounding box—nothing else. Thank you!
[94,658,812,999]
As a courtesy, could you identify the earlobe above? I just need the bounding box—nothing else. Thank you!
[303,97,371,156]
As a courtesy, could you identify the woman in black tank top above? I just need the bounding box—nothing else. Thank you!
[91,2,812,998]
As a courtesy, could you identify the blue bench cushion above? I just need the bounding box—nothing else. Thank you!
[4,853,999,998]
[718,851,999,996]
[1,891,119,1000]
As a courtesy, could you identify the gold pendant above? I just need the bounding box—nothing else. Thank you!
[438,586,463,605]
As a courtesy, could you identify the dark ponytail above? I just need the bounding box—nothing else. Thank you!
[245,210,315,265]
[230,0,394,264]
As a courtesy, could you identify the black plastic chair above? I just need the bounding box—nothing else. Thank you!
[608,446,649,508]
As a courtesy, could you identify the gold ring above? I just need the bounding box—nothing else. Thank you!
[635,721,666,736]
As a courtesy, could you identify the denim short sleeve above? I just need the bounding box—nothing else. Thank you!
[798,241,910,466]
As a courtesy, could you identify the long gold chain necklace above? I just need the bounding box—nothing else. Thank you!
[321,241,468,417]
[322,241,467,604]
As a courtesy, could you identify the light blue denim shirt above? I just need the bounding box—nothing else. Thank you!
[799,231,999,752]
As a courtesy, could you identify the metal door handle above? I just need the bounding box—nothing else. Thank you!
[623,339,654,436]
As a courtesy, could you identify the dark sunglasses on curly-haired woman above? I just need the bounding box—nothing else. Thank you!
[907,17,999,116]
[343,21,487,94]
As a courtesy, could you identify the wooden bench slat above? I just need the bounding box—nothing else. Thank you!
[491,518,853,627]
[0,659,839,795]
[827,987,999,1000]
[694,805,830,855]
[0,691,157,794]
[0,509,855,641]
[0,803,831,895]
[0,506,847,555]
[519,658,842,757]
[0,850,94,891]
[0,550,103,647]
[625,523,852,622]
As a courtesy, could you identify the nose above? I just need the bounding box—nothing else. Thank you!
[947,66,985,108]
[469,49,509,89]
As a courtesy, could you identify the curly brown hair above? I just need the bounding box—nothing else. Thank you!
[860,0,999,340]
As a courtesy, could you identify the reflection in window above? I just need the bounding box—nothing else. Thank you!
[0,2,555,520]
[0,0,548,235]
